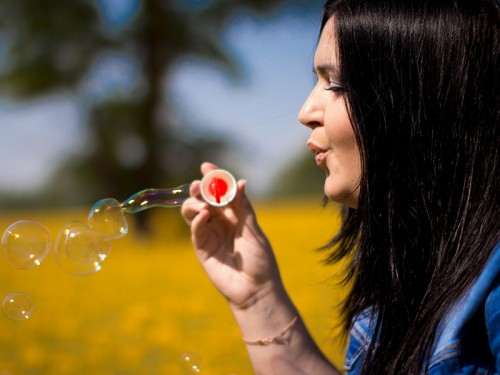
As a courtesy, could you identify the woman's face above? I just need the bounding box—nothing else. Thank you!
[298,17,361,208]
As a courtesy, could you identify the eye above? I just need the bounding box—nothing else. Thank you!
[325,82,346,93]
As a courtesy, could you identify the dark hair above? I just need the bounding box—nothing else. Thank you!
[321,0,500,373]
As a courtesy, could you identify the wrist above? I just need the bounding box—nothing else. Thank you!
[228,278,291,314]
[242,316,299,345]
[229,283,299,343]
[228,284,338,374]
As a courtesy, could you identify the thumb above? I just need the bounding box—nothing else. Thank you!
[230,179,261,231]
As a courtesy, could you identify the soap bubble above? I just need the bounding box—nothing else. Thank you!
[121,184,191,213]
[120,169,237,214]
[54,221,111,276]
[2,292,34,320]
[2,220,51,269]
[180,352,202,374]
[88,198,128,241]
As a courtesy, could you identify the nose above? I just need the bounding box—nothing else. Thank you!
[298,87,323,129]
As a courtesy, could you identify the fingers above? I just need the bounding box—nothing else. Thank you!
[201,162,219,175]
[233,179,257,218]
[190,179,202,199]
[190,208,211,249]
[234,179,247,207]
[182,163,255,229]
[181,196,211,251]
[181,181,206,224]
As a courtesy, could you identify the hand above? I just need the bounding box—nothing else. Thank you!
[181,162,283,310]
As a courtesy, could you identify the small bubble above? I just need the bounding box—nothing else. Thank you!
[2,220,51,270]
[88,198,128,241]
[54,221,111,276]
[180,352,202,374]
[2,292,34,321]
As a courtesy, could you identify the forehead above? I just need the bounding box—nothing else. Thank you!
[314,17,338,65]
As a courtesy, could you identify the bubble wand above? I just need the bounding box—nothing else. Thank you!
[53,170,237,276]
[120,169,237,213]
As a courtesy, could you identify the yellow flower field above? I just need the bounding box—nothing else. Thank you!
[0,199,349,375]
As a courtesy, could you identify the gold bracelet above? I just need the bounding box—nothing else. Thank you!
[242,316,298,345]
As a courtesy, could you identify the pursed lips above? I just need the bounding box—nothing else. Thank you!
[307,140,328,168]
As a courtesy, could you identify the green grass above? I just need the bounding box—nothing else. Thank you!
[0,199,348,374]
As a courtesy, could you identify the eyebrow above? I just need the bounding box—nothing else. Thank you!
[314,64,340,77]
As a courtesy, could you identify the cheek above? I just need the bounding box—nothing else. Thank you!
[325,113,361,177]
[324,106,356,150]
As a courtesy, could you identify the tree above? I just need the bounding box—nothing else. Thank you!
[0,0,321,230]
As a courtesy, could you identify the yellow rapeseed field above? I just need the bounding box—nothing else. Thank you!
[0,198,349,375]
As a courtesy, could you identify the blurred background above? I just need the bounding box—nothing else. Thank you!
[0,0,326,216]
[0,1,348,374]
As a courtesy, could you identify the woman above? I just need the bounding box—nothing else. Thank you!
[181,0,499,373]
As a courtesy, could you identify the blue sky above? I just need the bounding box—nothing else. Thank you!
[0,2,323,198]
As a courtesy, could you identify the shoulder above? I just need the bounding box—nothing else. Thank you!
[344,308,376,374]
[343,244,500,374]
[485,276,500,372]
[428,243,500,373]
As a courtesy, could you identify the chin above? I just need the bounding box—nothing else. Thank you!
[324,184,359,209]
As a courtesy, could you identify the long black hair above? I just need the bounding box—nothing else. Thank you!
[321,0,500,373]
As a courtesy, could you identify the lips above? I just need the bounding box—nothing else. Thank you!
[315,152,327,167]
[307,140,328,168]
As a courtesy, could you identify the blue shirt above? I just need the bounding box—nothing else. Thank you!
[344,243,500,374]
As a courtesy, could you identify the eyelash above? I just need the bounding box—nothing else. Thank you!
[325,83,345,93]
